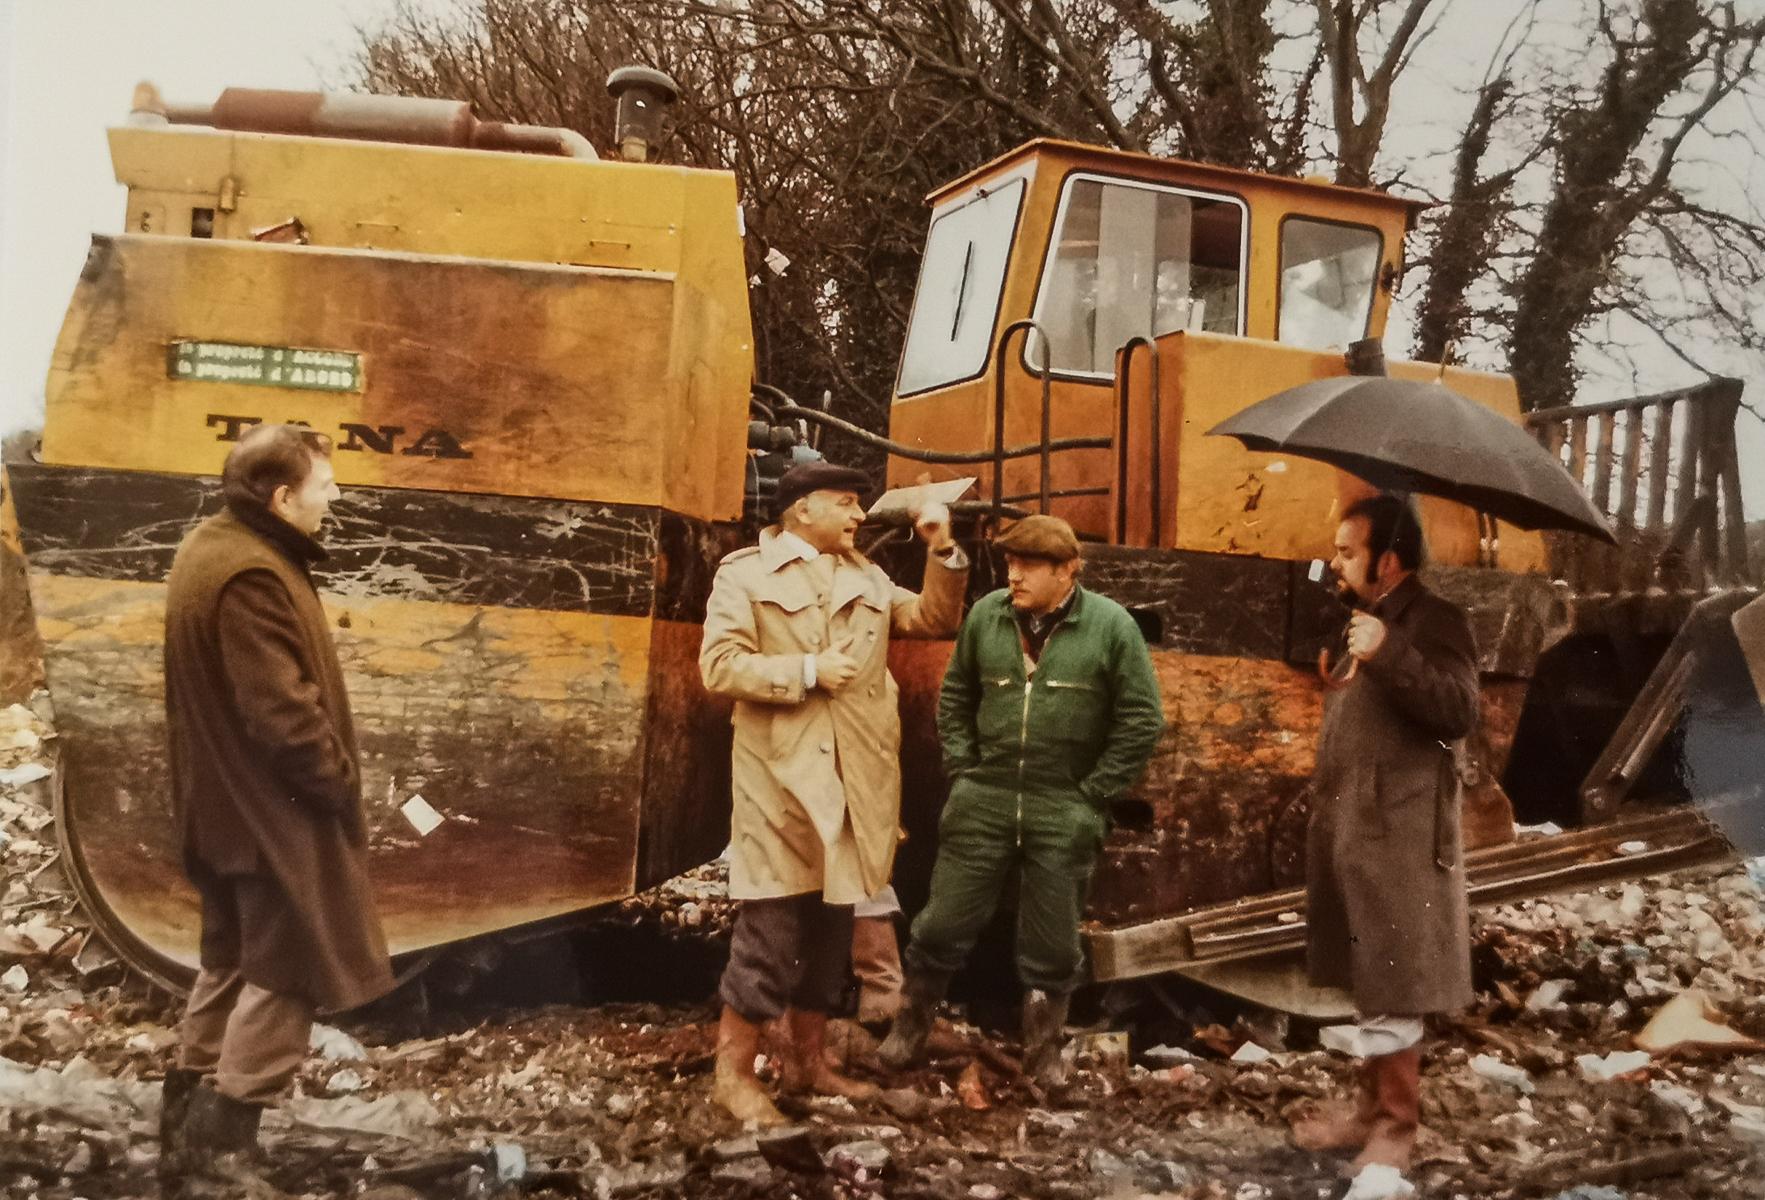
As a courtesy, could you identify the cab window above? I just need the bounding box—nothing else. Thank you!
[1028,175,1245,377]
[896,177,1027,396]
[1278,219,1382,350]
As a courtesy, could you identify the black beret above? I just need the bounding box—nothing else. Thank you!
[774,461,873,517]
[993,514,1081,563]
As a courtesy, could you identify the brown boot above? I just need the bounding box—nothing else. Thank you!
[712,1006,788,1128]
[1347,1046,1422,1176]
[1291,1060,1375,1153]
[779,1008,880,1101]
[851,917,904,1026]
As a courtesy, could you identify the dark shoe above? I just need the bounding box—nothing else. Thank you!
[877,970,949,1070]
[1021,988,1070,1089]
[1291,1060,1375,1153]
[157,1067,205,1177]
[1347,1046,1422,1176]
[163,1081,282,1196]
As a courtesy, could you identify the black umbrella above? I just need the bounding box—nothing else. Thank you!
[1207,375,1616,543]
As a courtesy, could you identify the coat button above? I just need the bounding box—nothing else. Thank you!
[869,685,878,696]
[820,741,833,753]
[808,633,821,647]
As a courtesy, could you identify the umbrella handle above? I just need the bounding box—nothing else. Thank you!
[1317,645,1359,691]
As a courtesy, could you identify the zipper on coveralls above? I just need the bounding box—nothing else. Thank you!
[1016,678,1032,849]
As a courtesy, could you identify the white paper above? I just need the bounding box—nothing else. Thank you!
[865,476,976,518]
[400,794,445,837]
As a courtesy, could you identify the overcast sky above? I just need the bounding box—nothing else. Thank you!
[2,0,1759,514]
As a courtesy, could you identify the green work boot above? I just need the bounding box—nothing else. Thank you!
[877,970,950,1070]
[1021,988,1070,1089]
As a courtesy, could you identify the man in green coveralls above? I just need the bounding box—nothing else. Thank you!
[880,515,1164,1086]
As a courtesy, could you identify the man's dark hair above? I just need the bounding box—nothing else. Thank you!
[222,424,333,509]
[1343,493,1426,572]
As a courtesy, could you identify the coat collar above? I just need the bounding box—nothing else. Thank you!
[992,583,1091,627]
[222,499,328,570]
[1373,572,1424,624]
[756,526,880,611]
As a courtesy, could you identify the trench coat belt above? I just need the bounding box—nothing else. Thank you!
[1435,740,1456,871]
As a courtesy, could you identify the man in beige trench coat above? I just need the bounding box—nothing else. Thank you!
[1293,493,1479,1176]
[700,460,968,1126]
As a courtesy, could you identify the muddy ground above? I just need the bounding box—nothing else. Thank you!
[3,698,1765,1199]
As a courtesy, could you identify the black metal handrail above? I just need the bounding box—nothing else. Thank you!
[1117,337,1163,547]
[993,319,1054,519]
[754,383,1109,467]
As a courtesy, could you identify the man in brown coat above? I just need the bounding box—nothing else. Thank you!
[160,425,393,1184]
[1293,493,1479,1175]
[700,460,967,1126]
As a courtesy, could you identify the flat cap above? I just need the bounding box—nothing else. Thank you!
[993,514,1080,563]
[774,461,872,517]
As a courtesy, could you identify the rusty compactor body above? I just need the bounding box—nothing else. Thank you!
[5,84,1760,1000]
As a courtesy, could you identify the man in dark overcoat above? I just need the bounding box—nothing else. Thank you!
[160,424,393,1183]
[1293,493,1479,1175]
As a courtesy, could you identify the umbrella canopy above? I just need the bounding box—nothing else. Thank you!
[1208,376,1616,543]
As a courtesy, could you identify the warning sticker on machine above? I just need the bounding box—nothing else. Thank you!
[167,341,363,392]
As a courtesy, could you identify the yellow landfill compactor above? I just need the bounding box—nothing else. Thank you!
[4,81,1760,1005]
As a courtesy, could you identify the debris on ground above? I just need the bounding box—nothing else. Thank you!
[3,690,1764,1200]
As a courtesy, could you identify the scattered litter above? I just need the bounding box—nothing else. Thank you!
[310,1023,367,1061]
[1576,1050,1652,1082]
[1550,1187,1628,1200]
[1141,1043,1199,1067]
[1635,989,1764,1055]
[1648,1080,1705,1116]
[1344,1163,1415,1200]
[1470,1054,1535,1094]
[489,1142,525,1184]
[1616,841,1650,856]
[399,794,445,837]
[284,1090,441,1139]
[1,964,28,992]
[1077,1030,1129,1065]
[327,1068,366,1094]
[1515,822,1565,837]
[1526,980,1573,1011]
[0,763,49,788]
[956,1060,990,1110]
[1230,1041,1272,1065]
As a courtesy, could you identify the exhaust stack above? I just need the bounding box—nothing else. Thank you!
[606,66,680,163]
[128,80,597,161]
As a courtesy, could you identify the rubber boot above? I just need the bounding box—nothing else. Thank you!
[1347,1046,1422,1176]
[157,1066,204,1178]
[877,969,949,1069]
[164,1081,284,1198]
[1291,1060,1376,1153]
[779,1008,880,1100]
[1021,988,1070,1089]
[851,917,905,1027]
[711,1006,788,1128]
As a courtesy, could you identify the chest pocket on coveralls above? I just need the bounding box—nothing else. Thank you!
[1041,675,1107,747]
[978,675,1021,746]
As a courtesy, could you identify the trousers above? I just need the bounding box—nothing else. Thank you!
[905,779,1105,994]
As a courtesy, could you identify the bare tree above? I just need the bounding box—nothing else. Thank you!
[1507,0,1765,411]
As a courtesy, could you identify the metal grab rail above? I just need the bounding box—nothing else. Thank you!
[1116,337,1163,547]
[754,383,1110,467]
[993,320,1054,519]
